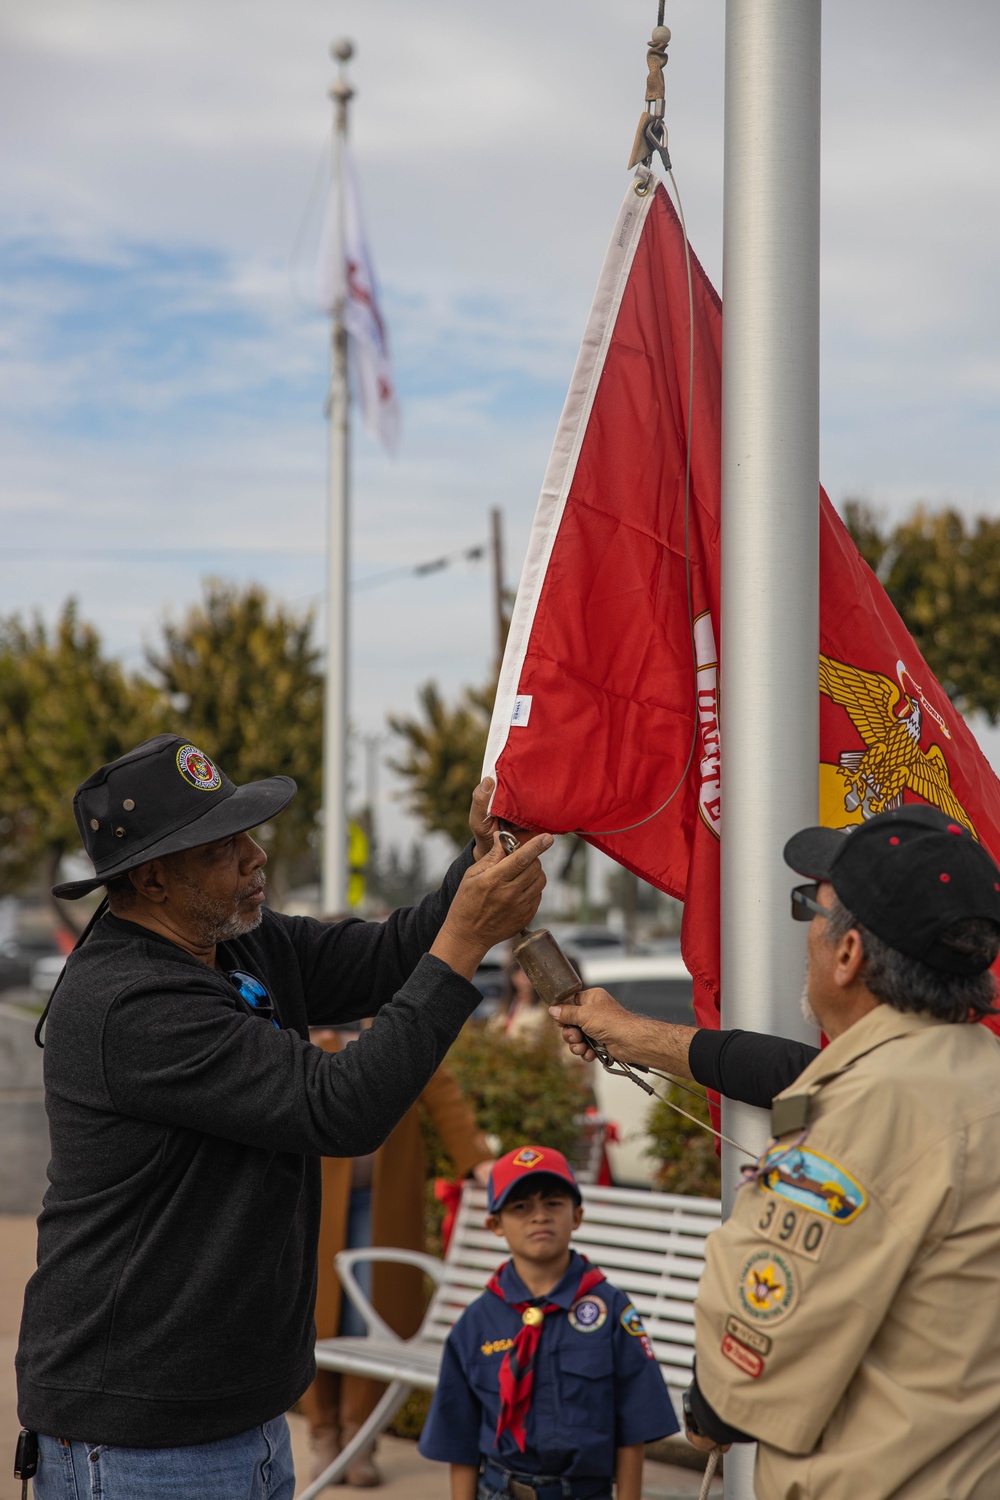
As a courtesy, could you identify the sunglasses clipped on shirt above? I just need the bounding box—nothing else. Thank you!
[226,970,280,1029]
[790,883,830,923]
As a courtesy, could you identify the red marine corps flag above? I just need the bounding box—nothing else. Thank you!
[483,180,1000,1035]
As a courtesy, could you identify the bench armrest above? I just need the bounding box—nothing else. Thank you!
[335,1247,447,1343]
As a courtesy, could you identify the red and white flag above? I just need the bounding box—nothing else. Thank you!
[484,180,1000,1035]
[318,145,400,454]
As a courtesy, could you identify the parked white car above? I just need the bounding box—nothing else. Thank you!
[31,954,66,996]
[573,952,695,1188]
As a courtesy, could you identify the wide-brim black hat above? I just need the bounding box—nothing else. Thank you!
[52,733,297,900]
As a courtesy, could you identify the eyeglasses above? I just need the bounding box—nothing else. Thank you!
[226,970,280,1029]
[790,883,830,923]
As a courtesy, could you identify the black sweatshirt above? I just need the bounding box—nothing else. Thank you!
[17,847,479,1448]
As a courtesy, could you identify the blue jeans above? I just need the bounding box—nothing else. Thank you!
[33,1415,294,1500]
[337,1186,373,1339]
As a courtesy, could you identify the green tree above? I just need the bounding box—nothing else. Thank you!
[146,580,323,900]
[843,501,1000,721]
[421,1023,590,1177]
[388,680,495,848]
[0,601,162,916]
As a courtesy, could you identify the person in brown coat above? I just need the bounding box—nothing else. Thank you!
[300,1030,493,1488]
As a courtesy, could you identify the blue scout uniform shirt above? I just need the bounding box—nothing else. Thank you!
[419,1251,679,1477]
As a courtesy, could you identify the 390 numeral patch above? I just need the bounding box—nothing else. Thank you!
[755,1197,829,1261]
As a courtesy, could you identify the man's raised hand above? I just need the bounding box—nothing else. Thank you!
[468,778,534,862]
[431,830,552,979]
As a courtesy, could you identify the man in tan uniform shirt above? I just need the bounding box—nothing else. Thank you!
[684,806,1000,1500]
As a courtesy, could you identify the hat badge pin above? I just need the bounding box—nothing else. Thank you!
[176,744,222,792]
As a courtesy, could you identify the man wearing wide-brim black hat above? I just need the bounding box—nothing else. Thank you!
[16,733,551,1500]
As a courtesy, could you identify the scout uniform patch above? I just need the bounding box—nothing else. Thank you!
[568,1294,607,1332]
[620,1304,645,1337]
[512,1147,545,1167]
[759,1145,867,1225]
[738,1251,797,1323]
[721,1332,765,1378]
[725,1315,771,1356]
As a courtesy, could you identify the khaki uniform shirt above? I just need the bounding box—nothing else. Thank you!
[694,1005,1000,1500]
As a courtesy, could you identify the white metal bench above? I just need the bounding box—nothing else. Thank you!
[301,1182,721,1499]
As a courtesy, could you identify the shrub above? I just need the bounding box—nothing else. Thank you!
[422,1022,590,1179]
[643,1081,721,1197]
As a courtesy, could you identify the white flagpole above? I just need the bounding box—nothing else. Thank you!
[321,39,354,916]
[719,5,821,1495]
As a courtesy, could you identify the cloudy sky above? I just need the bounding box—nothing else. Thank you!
[2,0,999,860]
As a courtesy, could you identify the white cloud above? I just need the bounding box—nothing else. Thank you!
[1,0,999,860]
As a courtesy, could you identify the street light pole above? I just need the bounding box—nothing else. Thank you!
[321,38,354,916]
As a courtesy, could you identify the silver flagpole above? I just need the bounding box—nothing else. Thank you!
[720,4,821,1496]
[321,38,354,916]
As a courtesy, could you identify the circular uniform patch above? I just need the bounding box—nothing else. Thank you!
[176,744,222,792]
[568,1295,607,1333]
[738,1251,796,1324]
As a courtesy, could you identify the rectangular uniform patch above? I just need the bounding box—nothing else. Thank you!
[721,1333,764,1379]
[725,1315,771,1356]
[755,1195,832,1262]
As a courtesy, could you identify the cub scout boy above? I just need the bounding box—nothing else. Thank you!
[686,806,1000,1500]
[419,1145,677,1500]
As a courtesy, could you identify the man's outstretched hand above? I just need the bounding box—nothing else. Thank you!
[549,988,698,1079]
[432,830,552,979]
[469,778,534,861]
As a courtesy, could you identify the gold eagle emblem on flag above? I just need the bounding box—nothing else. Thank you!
[819,655,976,837]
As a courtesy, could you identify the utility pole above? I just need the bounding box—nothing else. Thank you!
[321,38,354,916]
[720,5,822,1496]
[362,732,383,845]
[490,506,506,673]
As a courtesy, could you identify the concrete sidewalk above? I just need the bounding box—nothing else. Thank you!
[1,1216,720,1499]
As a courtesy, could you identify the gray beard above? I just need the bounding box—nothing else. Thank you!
[204,903,264,944]
[800,974,821,1030]
[177,875,266,945]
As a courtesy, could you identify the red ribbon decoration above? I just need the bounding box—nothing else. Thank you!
[434,1178,464,1254]
[486,1259,605,1450]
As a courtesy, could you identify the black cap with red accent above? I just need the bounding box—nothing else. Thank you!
[783,805,1000,975]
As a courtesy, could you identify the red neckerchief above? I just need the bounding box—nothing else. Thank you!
[485,1257,605,1451]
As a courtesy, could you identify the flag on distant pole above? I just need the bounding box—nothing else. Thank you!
[483,179,1000,1035]
[317,144,400,454]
